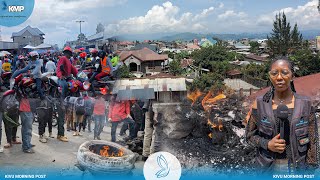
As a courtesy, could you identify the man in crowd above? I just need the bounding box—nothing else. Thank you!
[12,51,44,100]
[108,94,135,142]
[56,46,78,99]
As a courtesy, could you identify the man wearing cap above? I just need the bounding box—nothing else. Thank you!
[56,46,78,99]
[12,51,44,100]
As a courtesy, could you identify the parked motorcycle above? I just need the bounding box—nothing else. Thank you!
[1,71,12,89]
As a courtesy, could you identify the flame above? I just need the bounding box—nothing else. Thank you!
[207,119,224,139]
[187,89,203,105]
[202,92,226,111]
[99,146,124,157]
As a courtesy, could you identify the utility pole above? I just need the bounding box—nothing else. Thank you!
[76,20,85,34]
[318,0,320,13]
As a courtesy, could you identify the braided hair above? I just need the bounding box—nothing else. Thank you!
[262,56,296,103]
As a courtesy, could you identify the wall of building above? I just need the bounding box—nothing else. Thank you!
[13,31,44,47]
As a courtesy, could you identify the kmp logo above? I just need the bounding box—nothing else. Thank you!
[8,5,25,12]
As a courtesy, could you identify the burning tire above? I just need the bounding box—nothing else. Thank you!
[77,140,137,175]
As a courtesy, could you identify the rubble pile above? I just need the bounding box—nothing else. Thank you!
[160,92,256,173]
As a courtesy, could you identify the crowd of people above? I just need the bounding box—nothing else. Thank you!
[0,47,157,161]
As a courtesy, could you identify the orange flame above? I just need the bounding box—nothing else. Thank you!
[99,146,124,157]
[208,119,224,139]
[202,92,226,111]
[187,89,203,105]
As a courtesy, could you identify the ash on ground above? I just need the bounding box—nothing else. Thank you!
[161,93,256,174]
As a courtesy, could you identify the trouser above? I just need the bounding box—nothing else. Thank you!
[38,108,52,136]
[0,112,2,145]
[56,102,65,136]
[66,109,74,130]
[73,114,84,132]
[111,118,135,142]
[142,111,154,157]
[94,115,105,138]
[95,72,109,81]
[20,112,33,150]
[89,72,98,96]
[3,113,19,144]
[35,78,44,99]
[58,79,68,100]
[120,121,141,138]
[83,115,92,131]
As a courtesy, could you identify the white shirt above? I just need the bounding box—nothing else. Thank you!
[45,60,56,72]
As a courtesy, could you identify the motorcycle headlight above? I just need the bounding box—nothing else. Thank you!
[83,82,90,91]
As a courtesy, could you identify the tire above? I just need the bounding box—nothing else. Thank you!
[77,140,137,175]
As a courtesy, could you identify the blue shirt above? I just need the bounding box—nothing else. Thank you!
[12,59,42,79]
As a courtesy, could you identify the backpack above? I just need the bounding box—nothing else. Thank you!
[75,97,85,115]
[1,94,19,115]
[84,98,94,116]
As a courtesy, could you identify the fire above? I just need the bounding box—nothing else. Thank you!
[202,92,226,111]
[99,146,124,157]
[207,119,224,139]
[187,89,203,105]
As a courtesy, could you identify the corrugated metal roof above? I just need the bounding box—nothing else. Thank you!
[12,26,44,37]
[248,73,320,103]
[116,88,155,100]
[112,77,187,93]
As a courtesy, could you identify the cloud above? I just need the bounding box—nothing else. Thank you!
[256,0,320,29]
[218,3,224,9]
[218,10,247,19]
[1,0,127,46]
[105,1,215,35]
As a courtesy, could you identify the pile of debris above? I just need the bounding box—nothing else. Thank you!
[160,91,256,173]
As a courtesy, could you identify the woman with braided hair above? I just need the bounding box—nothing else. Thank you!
[246,57,319,173]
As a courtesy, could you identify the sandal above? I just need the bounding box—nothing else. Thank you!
[4,143,12,148]
[12,140,22,144]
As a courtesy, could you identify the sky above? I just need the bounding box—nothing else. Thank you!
[0,0,319,46]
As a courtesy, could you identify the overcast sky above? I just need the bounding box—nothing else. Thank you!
[1,0,319,46]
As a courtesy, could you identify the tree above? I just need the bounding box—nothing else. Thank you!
[77,33,87,41]
[189,73,225,92]
[192,45,233,74]
[289,49,320,77]
[113,65,133,78]
[249,41,260,54]
[168,60,183,76]
[267,12,303,56]
[96,23,105,34]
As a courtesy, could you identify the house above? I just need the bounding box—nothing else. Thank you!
[0,41,18,51]
[12,26,45,48]
[112,76,187,103]
[234,42,251,51]
[119,47,168,77]
[118,41,135,50]
[245,54,268,65]
[199,37,217,48]
[131,43,159,53]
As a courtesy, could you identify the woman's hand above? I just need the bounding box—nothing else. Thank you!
[267,134,286,153]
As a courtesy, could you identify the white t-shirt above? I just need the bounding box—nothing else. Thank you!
[45,60,56,72]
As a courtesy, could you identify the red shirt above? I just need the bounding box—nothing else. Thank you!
[56,56,78,79]
[19,98,31,112]
[93,98,106,115]
[108,100,130,122]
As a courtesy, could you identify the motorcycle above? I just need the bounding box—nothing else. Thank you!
[83,66,115,96]
[1,71,12,89]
